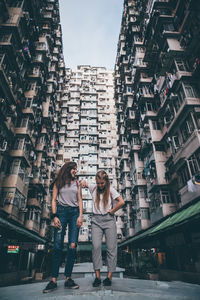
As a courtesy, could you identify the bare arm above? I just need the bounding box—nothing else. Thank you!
[109,196,125,215]
[51,184,61,228]
[77,184,83,227]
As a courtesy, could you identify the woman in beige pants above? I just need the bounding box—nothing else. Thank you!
[81,170,124,287]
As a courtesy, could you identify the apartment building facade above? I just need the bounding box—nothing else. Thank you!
[0,0,65,283]
[115,0,200,280]
[56,65,124,256]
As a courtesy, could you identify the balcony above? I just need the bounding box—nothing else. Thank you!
[9,149,31,167]
[0,53,16,103]
[47,149,56,158]
[27,198,41,209]
[32,54,46,65]
[160,38,184,72]
[137,92,154,103]
[36,143,45,152]
[2,174,29,198]
[25,218,40,233]
[130,143,141,151]
[179,182,200,206]
[167,97,200,134]
[132,177,146,188]
[15,126,33,139]
[173,130,200,166]
[28,69,44,83]
[1,8,24,46]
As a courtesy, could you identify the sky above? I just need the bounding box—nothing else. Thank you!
[59,0,124,70]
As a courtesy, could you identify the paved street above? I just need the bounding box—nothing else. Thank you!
[0,277,200,300]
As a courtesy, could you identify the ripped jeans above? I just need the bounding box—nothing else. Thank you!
[52,205,79,278]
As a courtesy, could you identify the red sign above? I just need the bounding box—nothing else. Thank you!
[8,245,19,253]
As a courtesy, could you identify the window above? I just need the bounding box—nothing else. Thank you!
[188,155,200,176]
[9,159,20,174]
[152,121,161,130]
[83,201,87,210]
[174,96,182,112]
[155,144,165,152]
[136,47,145,53]
[13,189,24,207]
[180,115,194,142]
[0,33,11,42]
[24,98,32,108]
[161,190,171,203]
[20,118,28,128]
[13,138,24,150]
[163,23,175,32]
[80,227,88,235]
[141,208,150,219]
[172,135,181,151]
[2,188,15,205]
[26,209,40,222]
[194,112,200,129]
[184,84,198,98]
[175,59,189,72]
[178,164,190,186]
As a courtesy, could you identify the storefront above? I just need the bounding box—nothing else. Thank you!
[118,199,200,283]
[0,215,49,286]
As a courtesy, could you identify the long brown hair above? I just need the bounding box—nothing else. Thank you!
[95,170,110,209]
[52,161,77,191]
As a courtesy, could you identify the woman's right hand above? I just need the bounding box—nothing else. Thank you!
[80,180,88,188]
[54,216,61,228]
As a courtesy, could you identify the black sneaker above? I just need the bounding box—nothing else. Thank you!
[92,277,101,287]
[43,281,57,293]
[64,278,79,289]
[103,277,112,286]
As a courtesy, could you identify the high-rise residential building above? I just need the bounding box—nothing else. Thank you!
[115,0,200,278]
[0,0,65,283]
[57,65,124,252]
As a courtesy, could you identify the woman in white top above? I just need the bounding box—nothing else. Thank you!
[81,170,124,287]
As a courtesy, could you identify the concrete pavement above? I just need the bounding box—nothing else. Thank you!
[0,276,200,300]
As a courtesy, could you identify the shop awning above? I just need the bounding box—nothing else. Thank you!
[77,243,106,251]
[150,200,200,235]
[0,216,47,244]
[119,200,200,248]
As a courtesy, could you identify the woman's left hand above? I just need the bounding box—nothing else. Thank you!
[77,216,83,227]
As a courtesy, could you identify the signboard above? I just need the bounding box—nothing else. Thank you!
[37,244,45,250]
[8,245,19,254]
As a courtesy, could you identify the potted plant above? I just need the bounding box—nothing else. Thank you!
[146,260,159,280]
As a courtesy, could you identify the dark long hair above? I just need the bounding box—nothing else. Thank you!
[52,161,77,191]
[95,170,110,209]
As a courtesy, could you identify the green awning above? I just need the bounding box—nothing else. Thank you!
[118,226,153,248]
[0,216,46,244]
[119,200,200,248]
[77,244,92,251]
[150,200,200,234]
[77,243,106,251]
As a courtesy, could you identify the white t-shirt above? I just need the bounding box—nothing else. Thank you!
[88,184,120,215]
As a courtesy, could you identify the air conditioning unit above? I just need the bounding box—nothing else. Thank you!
[167,137,172,143]
[0,141,7,151]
